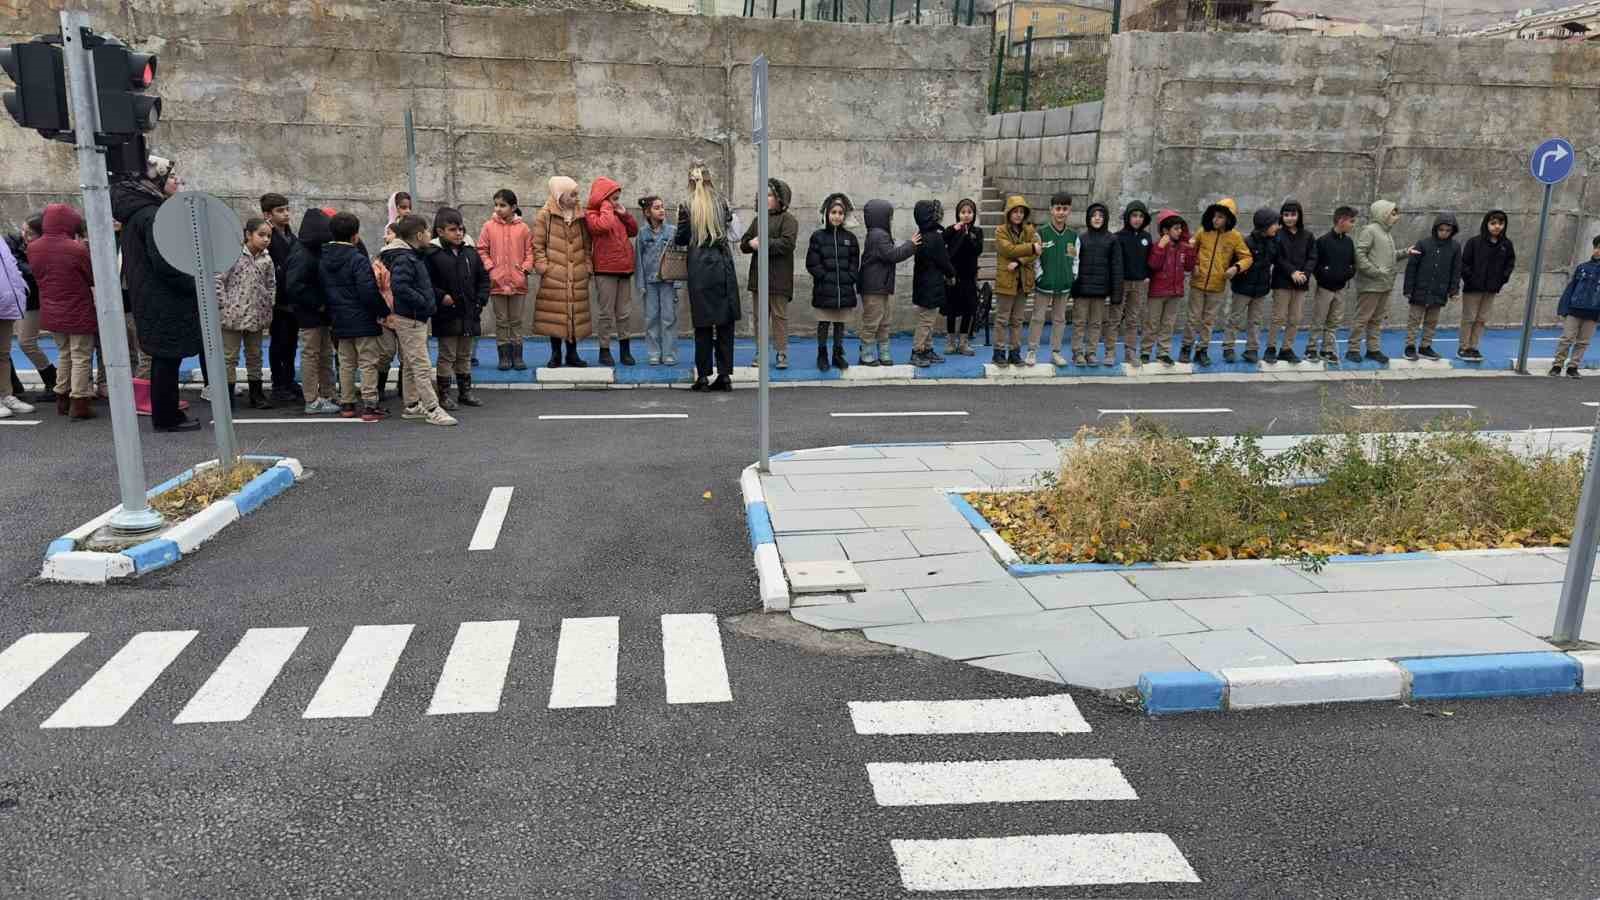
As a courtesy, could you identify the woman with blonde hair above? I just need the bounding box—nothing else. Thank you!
[531,175,594,368]
[673,161,740,391]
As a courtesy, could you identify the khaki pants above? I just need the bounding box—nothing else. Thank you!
[1350,291,1388,354]
[1459,291,1495,351]
[993,293,1028,351]
[753,292,788,353]
[491,293,525,346]
[436,334,473,379]
[1405,303,1442,347]
[1224,293,1267,354]
[337,335,384,405]
[223,329,264,384]
[299,326,337,403]
[1183,288,1227,348]
[912,306,940,351]
[1109,281,1149,358]
[52,332,95,398]
[1307,286,1345,354]
[593,274,634,342]
[1553,316,1597,368]
[16,309,50,369]
[1027,292,1070,353]
[1070,296,1106,357]
[389,315,439,411]
[858,293,891,346]
[1268,287,1307,351]
[1144,295,1183,357]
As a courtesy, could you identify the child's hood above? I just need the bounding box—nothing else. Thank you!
[1201,197,1238,233]
[1251,207,1277,235]
[819,192,854,228]
[1429,212,1459,242]
[1369,200,1397,230]
[297,208,332,248]
[863,198,894,232]
[41,203,82,238]
[1479,210,1508,240]
[1003,195,1031,224]
[1121,200,1150,231]
[1084,202,1110,233]
[768,178,792,214]
[587,177,621,212]
[1154,208,1189,241]
[913,199,944,232]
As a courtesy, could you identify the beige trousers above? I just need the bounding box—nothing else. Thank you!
[299,326,337,403]
[436,334,473,378]
[1552,316,1596,368]
[1108,281,1149,357]
[1070,296,1105,356]
[1269,287,1307,351]
[993,293,1028,351]
[593,274,634,342]
[390,316,439,410]
[1307,286,1346,354]
[1458,292,1495,351]
[52,332,95,398]
[1183,288,1227,348]
[1144,295,1183,357]
[1405,304,1442,347]
[337,335,384,405]
[223,329,264,384]
[1350,291,1389,354]
[912,306,939,351]
[1026,292,1070,353]
[1224,293,1267,353]
[858,293,891,345]
[491,293,525,346]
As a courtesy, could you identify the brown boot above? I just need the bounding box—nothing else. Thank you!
[56,393,70,416]
[69,396,96,420]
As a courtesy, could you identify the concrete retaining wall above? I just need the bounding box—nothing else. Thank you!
[983,101,1101,214]
[0,2,988,336]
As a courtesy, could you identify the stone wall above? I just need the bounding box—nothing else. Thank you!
[0,1,988,335]
[982,101,1100,212]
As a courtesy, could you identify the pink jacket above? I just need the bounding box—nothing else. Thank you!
[476,215,534,297]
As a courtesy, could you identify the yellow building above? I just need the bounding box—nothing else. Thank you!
[994,1,1112,44]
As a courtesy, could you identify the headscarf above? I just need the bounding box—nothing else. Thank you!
[545,176,579,224]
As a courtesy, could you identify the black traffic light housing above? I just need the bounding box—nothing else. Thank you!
[91,39,159,140]
[0,40,70,137]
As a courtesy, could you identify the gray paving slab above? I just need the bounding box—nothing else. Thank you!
[763,488,947,510]
[768,457,931,476]
[1041,638,1196,691]
[1455,582,1562,615]
[790,592,849,607]
[968,651,1064,684]
[863,607,1121,660]
[1174,595,1315,629]
[1275,587,1502,624]
[1449,552,1570,585]
[853,551,1008,592]
[775,534,846,562]
[905,580,1042,622]
[1251,618,1558,663]
[1301,559,1494,593]
[1504,607,1600,641]
[894,448,995,471]
[903,527,989,557]
[786,471,980,492]
[1124,565,1323,600]
[1023,572,1152,609]
[785,560,867,593]
[858,504,970,529]
[877,444,959,458]
[789,591,921,631]
[1165,629,1296,671]
[1534,549,1600,578]
[1094,600,1210,639]
[768,507,867,533]
[838,530,921,562]
[779,446,886,460]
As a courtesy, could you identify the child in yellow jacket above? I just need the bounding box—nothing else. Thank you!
[992,196,1040,367]
[1180,197,1252,367]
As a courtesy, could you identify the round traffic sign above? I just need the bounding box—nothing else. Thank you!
[1530,138,1576,186]
[152,190,242,277]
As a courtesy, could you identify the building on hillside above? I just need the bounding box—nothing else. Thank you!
[1260,7,1381,36]
[1467,2,1600,38]
[1123,0,1271,31]
[995,0,1113,46]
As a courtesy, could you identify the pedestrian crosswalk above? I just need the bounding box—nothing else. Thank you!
[0,614,733,730]
[849,693,1200,892]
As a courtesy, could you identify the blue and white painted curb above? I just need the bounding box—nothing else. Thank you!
[40,455,305,585]
[740,463,790,612]
[1139,651,1600,715]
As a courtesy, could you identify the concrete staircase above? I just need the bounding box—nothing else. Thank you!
[978,177,1003,285]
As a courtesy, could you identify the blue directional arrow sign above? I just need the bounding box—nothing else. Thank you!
[1530,137,1575,185]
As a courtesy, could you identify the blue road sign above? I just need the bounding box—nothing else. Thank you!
[1531,138,1575,185]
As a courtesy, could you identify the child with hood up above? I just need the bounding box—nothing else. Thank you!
[739,178,799,368]
[806,193,861,372]
[1181,197,1251,367]
[1069,201,1123,368]
[1351,199,1419,365]
[1268,199,1316,364]
[942,199,983,356]
[1144,209,1196,366]
[585,176,640,367]
[532,176,594,369]
[992,196,1039,367]
[1112,201,1152,365]
[1222,207,1278,365]
[857,198,920,366]
[1402,213,1461,361]
[1458,210,1516,361]
[910,199,957,367]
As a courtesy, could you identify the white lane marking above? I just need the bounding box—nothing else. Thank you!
[848,695,1090,735]
[661,614,732,704]
[0,633,88,714]
[1099,407,1232,415]
[225,418,370,424]
[427,620,519,715]
[1583,402,1599,407]
[548,617,619,709]
[40,631,198,729]
[537,414,688,420]
[867,759,1138,806]
[0,419,41,426]
[1350,404,1477,410]
[829,411,970,418]
[302,624,414,719]
[891,833,1200,891]
[173,627,308,724]
[468,487,515,552]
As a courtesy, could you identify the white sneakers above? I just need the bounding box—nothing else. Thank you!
[304,398,341,415]
[0,395,34,415]
[404,403,458,426]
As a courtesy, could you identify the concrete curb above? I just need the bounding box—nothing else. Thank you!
[39,455,305,584]
[1139,650,1595,715]
[739,464,790,612]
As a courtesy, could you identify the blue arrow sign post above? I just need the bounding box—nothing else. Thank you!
[1516,138,1576,374]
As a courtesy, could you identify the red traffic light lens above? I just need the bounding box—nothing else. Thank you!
[139,62,152,86]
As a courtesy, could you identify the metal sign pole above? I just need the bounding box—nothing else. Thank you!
[404,108,418,203]
[1554,407,1600,641]
[59,10,163,535]
[185,196,238,466]
[753,55,771,474]
[1516,181,1553,375]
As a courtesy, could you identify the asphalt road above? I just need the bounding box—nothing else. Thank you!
[2,373,1598,898]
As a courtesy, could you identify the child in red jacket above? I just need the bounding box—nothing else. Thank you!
[1144,209,1197,366]
[29,204,98,418]
[585,176,640,367]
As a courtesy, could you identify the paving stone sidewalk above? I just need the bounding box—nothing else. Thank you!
[768,434,1600,691]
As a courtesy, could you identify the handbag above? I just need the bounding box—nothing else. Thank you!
[658,244,688,282]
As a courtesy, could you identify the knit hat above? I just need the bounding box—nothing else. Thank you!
[145,155,174,181]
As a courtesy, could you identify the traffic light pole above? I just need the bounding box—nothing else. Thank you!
[59,10,163,536]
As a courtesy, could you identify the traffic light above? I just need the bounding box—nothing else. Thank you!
[0,40,69,137]
[92,40,159,140]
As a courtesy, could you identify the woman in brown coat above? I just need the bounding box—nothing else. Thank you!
[532,175,593,368]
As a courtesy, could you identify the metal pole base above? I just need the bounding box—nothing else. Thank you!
[108,507,165,536]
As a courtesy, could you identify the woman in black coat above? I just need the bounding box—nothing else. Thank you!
[942,198,983,355]
[674,161,740,391]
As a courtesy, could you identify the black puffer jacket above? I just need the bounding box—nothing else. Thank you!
[1232,208,1278,300]
[1071,203,1123,300]
[425,239,490,338]
[859,199,917,296]
[284,209,332,328]
[942,217,983,317]
[1114,201,1152,282]
[1271,200,1317,290]
[806,213,861,311]
[1403,213,1462,307]
[113,181,201,360]
[1461,210,1516,294]
[1313,229,1357,292]
[379,240,436,322]
[320,241,388,340]
[911,200,956,310]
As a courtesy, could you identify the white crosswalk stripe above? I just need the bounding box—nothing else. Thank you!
[891,833,1201,891]
[302,624,416,719]
[660,614,732,704]
[547,617,619,709]
[427,620,519,715]
[848,694,1091,735]
[0,632,88,714]
[174,627,308,724]
[41,631,197,729]
[866,759,1138,806]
